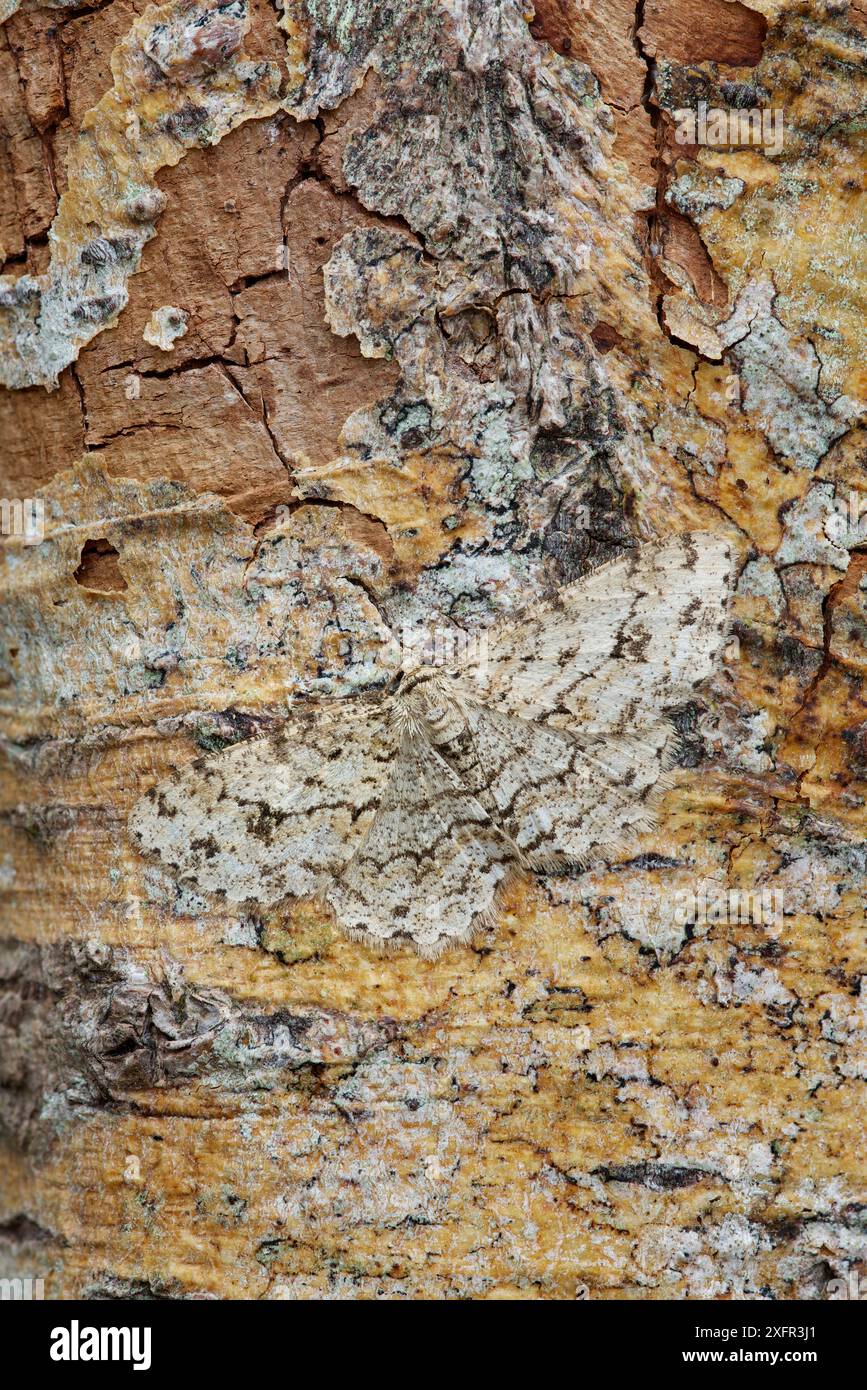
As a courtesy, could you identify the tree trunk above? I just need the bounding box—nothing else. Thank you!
[1,0,865,1300]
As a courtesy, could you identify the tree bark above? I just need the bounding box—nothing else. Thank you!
[1,0,865,1300]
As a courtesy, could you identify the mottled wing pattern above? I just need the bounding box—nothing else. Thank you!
[459,701,672,868]
[129,701,392,908]
[129,533,736,956]
[464,534,735,733]
[327,733,513,956]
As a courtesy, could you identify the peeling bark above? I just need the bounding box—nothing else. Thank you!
[0,0,865,1301]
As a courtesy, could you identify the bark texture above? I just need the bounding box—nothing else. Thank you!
[0,0,865,1299]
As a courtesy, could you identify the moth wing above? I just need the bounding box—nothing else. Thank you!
[459,534,735,733]
[129,701,392,908]
[461,701,673,868]
[327,733,513,957]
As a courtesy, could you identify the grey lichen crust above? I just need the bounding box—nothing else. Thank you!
[282,0,657,622]
[286,0,601,320]
[714,279,863,470]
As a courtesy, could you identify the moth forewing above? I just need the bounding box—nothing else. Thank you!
[128,703,394,910]
[463,533,736,733]
[326,731,513,956]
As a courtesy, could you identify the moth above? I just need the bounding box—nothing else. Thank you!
[130,533,735,957]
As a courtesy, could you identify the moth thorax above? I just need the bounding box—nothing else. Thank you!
[402,671,466,744]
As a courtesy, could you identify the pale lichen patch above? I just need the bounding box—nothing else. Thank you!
[142,304,189,351]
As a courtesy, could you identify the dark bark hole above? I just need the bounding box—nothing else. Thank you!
[102,1036,142,1058]
[73,539,128,593]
